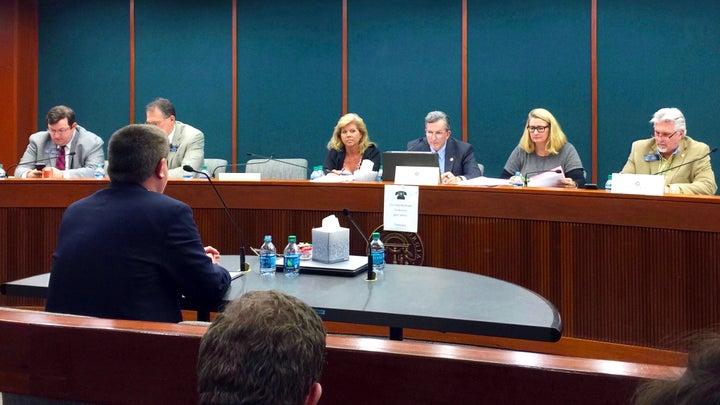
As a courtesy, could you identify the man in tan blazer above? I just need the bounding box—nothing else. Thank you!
[621,107,717,195]
[145,97,205,178]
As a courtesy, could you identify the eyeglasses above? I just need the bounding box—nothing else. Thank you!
[146,117,168,126]
[527,126,549,133]
[425,130,447,138]
[653,130,678,139]
[48,126,72,135]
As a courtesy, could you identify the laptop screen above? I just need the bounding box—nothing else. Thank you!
[382,151,440,181]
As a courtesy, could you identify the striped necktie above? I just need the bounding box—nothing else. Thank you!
[56,146,66,170]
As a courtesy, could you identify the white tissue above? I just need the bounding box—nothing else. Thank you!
[321,214,341,229]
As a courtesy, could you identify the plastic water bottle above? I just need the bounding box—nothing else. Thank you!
[283,235,301,278]
[201,164,210,178]
[93,163,105,179]
[510,171,524,187]
[182,167,194,180]
[0,164,6,180]
[604,174,613,191]
[370,232,385,272]
[310,165,324,180]
[259,235,276,276]
[377,165,383,182]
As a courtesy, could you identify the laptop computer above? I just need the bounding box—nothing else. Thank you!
[382,151,440,181]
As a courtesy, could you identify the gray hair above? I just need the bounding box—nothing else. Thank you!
[425,111,450,131]
[650,107,686,134]
[107,124,169,183]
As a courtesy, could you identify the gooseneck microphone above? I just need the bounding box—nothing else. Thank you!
[654,147,717,175]
[6,152,77,175]
[342,208,375,281]
[246,152,308,169]
[523,168,562,186]
[184,165,247,273]
[211,163,248,178]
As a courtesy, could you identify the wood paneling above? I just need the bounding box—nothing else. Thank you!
[0,308,682,405]
[2,179,719,350]
[0,0,38,168]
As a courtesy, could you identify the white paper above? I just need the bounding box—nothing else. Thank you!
[611,173,665,196]
[394,166,440,185]
[526,166,565,188]
[459,176,513,187]
[383,184,419,232]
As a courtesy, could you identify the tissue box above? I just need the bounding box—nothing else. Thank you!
[312,227,350,263]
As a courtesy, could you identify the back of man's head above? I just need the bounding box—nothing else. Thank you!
[197,290,326,405]
[107,124,169,183]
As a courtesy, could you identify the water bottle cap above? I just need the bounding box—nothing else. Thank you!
[288,235,296,243]
[264,235,272,242]
[371,232,380,239]
[607,174,612,180]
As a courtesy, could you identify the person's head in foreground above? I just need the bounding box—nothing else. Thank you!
[198,290,327,405]
[634,333,720,405]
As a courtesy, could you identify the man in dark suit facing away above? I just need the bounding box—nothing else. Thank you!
[46,124,230,323]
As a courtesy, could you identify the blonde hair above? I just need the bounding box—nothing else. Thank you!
[519,108,567,155]
[326,113,374,154]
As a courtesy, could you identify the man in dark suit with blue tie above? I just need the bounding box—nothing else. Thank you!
[46,124,231,323]
[407,111,482,184]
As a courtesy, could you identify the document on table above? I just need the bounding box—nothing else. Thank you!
[459,176,512,187]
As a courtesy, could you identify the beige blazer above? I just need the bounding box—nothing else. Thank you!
[620,135,717,195]
[167,121,205,178]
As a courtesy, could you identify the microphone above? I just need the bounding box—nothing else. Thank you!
[6,152,77,175]
[245,152,308,169]
[183,165,248,273]
[342,208,375,281]
[654,147,717,175]
[211,162,248,178]
[523,168,562,186]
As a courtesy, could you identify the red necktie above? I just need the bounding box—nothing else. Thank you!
[56,147,66,170]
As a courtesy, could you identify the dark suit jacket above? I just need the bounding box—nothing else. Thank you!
[406,137,482,179]
[323,144,381,173]
[45,182,231,322]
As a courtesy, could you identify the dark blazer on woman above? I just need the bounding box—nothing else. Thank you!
[323,144,381,173]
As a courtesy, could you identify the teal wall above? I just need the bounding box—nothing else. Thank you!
[38,0,720,186]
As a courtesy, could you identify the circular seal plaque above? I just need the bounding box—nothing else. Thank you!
[371,226,424,266]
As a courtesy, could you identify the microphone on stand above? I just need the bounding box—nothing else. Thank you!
[342,208,375,281]
[6,152,77,175]
[523,168,562,186]
[211,162,248,178]
[184,165,248,274]
[245,152,308,169]
[654,147,717,175]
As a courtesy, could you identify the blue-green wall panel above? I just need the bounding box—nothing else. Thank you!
[468,0,591,178]
[597,0,720,186]
[38,0,129,143]
[134,0,233,161]
[237,0,342,169]
[348,0,463,154]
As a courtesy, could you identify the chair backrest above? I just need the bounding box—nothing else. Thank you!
[203,158,228,178]
[245,158,308,180]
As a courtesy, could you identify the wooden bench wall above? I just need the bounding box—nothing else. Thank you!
[0,309,682,405]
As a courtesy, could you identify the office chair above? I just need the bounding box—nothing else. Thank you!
[203,158,228,178]
[245,158,308,180]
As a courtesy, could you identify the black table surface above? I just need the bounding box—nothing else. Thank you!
[1,256,562,342]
